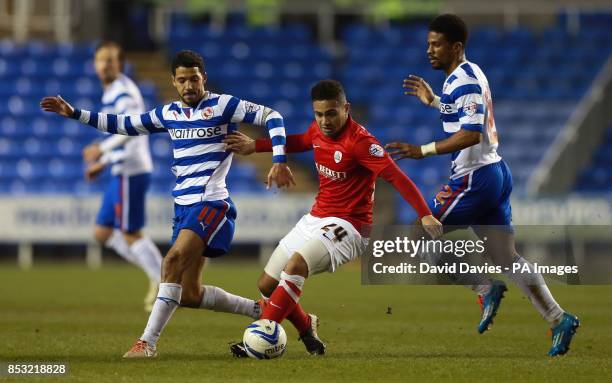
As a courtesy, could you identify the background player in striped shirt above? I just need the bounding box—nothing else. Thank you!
[82,41,162,312]
[41,50,295,358]
[224,80,443,356]
[387,14,579,356]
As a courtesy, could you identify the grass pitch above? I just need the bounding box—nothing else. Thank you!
[1,261,610,382]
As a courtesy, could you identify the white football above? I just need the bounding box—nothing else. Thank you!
[243,319,287,359]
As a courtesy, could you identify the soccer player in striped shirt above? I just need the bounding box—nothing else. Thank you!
[41,50,295,358]
[388,14,579,356]
[83,41,162,312]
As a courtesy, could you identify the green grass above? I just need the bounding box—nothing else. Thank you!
[0,262,610,382]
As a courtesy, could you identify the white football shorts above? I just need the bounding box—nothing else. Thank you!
[264,214,370,279]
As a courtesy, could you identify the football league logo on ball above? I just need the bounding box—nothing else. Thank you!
[334,151,342,163]
[201,107,214,120]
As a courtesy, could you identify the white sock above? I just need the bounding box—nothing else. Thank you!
[129,236,163,283]
[505,257,565,325]
[141,283,182,347]
[105,229,140,265]
[200,285,260,319]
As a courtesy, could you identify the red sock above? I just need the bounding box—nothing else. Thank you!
[261,272,304,323]
[287,304,311,335]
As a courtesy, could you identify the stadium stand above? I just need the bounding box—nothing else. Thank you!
[0,39,266,195]
[1,11,610,214]
[337,15,612,222]
[575,124,612,192]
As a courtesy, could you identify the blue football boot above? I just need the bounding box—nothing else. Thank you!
[477,280,508,334]
[548,312,580,356]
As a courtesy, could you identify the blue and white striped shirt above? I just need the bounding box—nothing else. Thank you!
[73,91,287,205]
[439,60,501,179]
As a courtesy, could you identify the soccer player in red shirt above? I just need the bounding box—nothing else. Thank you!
[224,79,442,355]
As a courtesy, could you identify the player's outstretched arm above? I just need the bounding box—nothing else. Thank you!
[385,129,480,160]
[224,131,313,155]
[385,141,426,160]
[223,96,296,188]
[41,95,166,136]
[40,95,74,117]
[403,75,439,108]
[223,131,256,155]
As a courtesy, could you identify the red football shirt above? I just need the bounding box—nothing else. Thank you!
[256,116,431,232]
[307,117,389,230]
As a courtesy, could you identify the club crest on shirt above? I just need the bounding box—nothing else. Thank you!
[369,144,384,157]
[464,102,478,117]
[201,106,214,120]
[334,150,342,163]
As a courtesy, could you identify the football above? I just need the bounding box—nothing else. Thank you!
[242,319,287,359]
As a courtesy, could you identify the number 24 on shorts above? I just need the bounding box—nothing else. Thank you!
[321,223,348,243]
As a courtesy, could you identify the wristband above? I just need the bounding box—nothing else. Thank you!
[421,142,437,157]
[429,95,441,109]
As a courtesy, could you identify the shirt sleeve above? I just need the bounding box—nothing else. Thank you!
[354,135,431,218]
[353,136,395,177]
[255,126,313,153]
[219,95,287,163]
[378,161,432,219]
[450,81,485,133]
[72,106,167,136]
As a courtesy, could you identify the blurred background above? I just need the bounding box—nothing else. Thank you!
[0,0,611,267]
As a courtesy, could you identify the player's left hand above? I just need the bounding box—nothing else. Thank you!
[40,95,75,117]
[83,143,102,163]
[223,131,256,155]
[385,142,424,160]
[421,215,443,239]
[266,163,296,189]
[85,162,105,181]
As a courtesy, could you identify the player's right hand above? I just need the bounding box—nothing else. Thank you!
[223,131,256,155]
[421,214,443,239]
[403,75,435,106]
[85,162,105,181]
[266,163,296,189]
[40,95,75,117]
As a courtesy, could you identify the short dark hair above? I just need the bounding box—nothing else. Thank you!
[311,79,346,102]
[429,14,469,46]
[171,50,205,75]
[94,40,124,71]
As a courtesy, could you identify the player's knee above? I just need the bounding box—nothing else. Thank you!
[162,248,187,279]
[284,253,309,277]
[257,273,278,297]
